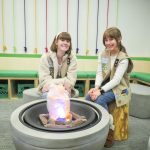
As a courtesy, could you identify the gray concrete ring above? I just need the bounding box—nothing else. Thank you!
[10,98,109,150]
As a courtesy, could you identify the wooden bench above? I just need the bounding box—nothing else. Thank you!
[130,72,150,86]
[0,70,96,99]
[0,70,150,99]
[0,70,38,99]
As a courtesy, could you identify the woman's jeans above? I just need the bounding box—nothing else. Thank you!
[85,90,115,111]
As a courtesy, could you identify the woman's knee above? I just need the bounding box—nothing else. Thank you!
[96,98,106,106]
[96,97,108,110]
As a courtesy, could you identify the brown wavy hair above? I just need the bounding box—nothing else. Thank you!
[50,32,72,55]
[103,27,133,73]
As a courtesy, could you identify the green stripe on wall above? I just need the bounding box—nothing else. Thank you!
[130,57,150,61]
[77,55,97,59]
[0,53,41,58]
[0,53,150,61]
[0,53,98,59]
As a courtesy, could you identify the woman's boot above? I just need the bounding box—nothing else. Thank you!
[104,114,114,148]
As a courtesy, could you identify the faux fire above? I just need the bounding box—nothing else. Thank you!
[40,84,87,128]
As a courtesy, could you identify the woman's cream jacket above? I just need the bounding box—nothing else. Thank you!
[38,50,77,92]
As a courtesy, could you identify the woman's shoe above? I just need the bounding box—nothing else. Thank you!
[104,129,114,148]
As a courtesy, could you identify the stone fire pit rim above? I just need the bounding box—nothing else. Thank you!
[11,98,109,140]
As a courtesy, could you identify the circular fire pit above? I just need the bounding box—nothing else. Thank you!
[11,98,109,150]
[23,100,96,131]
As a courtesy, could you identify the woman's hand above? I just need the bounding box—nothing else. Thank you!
[42,84,50,93]
[88,87,99,94]
[90,89,100,101]
[63,82,71,95]
[88,88,95,94]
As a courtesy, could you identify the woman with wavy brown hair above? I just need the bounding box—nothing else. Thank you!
[86,27,133,148]
[38,32,78,98]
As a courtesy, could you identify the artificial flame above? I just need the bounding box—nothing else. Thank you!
[47,84,72,123]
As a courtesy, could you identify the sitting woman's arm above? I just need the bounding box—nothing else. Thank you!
[101,59,129,92]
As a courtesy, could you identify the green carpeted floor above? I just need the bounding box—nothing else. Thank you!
[0,98,150,150]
